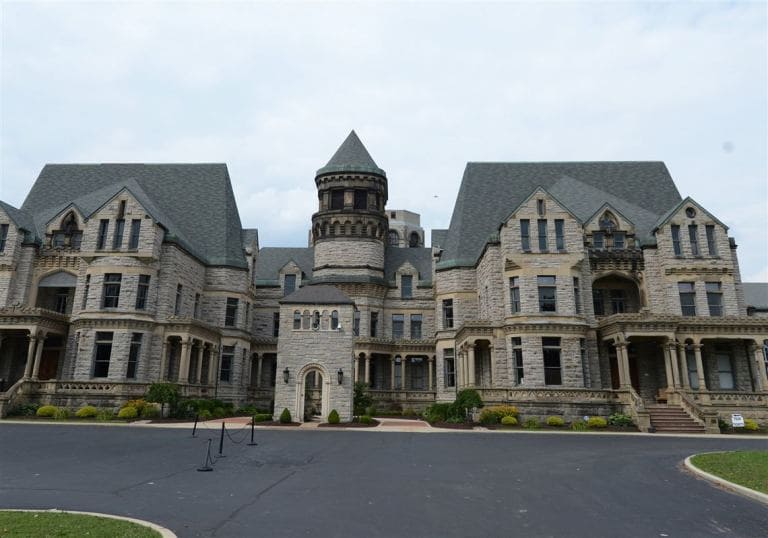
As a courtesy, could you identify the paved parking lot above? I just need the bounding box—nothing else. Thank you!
[1,423,766,537]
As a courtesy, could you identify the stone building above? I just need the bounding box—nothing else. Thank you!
[0,131,766,431]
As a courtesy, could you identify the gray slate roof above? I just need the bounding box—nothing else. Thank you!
[280,284,354,305]
[439,162,682,268]
[0,200,37,242]
[254,247,314,284]
[316,131,386,177]
[744,283,768,310]
[21,164,247,268]
[384,247,433,285]
[431,229,448,249]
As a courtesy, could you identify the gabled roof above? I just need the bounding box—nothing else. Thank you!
[21,164,247,268]
[652,196,729,232]
[280,284,354,305]
[315,130,386,177]
[584,202,636,230]
[502,185,582,225]
[384,247,433,285]
[0,200,37,242]
[744,283,768,310]
[254,247,314,284]
[438,161,682,268]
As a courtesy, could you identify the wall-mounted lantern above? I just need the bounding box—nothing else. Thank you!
[337,368,344,385]
[283,367,290,383]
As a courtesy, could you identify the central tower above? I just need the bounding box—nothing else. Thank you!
[311,131,388,283]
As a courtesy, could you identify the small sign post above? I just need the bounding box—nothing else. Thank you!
[731,414,745,428]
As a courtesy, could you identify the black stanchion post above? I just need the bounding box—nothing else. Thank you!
[247,416,257,446]
[197,439,213,472]
[218,421,226,457]
[192,413,199,438]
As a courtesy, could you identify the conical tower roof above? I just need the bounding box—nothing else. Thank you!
[316,130,386,177]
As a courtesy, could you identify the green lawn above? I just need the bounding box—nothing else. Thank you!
[0,511,160,537]
[690,451,768,494]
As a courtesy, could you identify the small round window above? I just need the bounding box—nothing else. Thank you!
[685,207,696,218]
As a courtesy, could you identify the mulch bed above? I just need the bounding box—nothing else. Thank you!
[483,424,640,432]
[719,428,766,435]
[318,419,380,428]
[429,421,477,430]
[374,415,422,421]
[253,421,301,427]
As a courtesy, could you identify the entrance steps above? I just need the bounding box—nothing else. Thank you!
[646,405,706,434]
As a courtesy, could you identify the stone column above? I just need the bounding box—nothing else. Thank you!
[749,342,767,392]
[256,354,263,388]
[693,343,707,390]
[390,357,395,390]
[615,342,630,388]
[488,348,495,388]
[677,344,690,389]
[212,345,221,385]
[402,357,407,390]
[195,345,204,384]
[428,357,434,391]
[23,335,38,379]
[467,344,476,387]
[354,356,359,383]
[159,339,169,381]
[662,343,674,389]
[364,355,371,385]
[314,370,321,388]
[31,334,46,380]
[667,343,681,388]
[178,338,191,383]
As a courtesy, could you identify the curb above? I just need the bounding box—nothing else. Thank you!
[0,508,176,537]
[684,455,768,506]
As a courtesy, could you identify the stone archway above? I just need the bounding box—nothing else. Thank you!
[295,363,330,423]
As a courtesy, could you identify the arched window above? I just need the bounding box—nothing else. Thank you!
[409,232,420,248]
[388,230,399,246]
[302,310,310,330]
[331,310,339,330]
[293,310,302,330]
[53,212,82,249]
[312,311,320,330]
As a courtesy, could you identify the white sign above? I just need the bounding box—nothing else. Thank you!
[731,414,745,428]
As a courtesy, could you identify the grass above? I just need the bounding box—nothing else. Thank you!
[690,451,768,494]
[0,511,160,537]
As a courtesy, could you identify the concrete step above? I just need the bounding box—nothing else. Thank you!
[648,406,706,434]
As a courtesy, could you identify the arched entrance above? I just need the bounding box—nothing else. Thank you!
[592,273,642,316]
[35,271,77,314]
[296,364,329,423]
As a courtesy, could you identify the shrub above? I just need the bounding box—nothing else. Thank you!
[54,408,70,420]
[212,407,227,419]
[279,408,292,424]
[587,416,608,429]
[118,406,138,420]
[479,405,519,425]
[76,405,98,419]
[145,383,180,416]
[523,418,540,430]
[446,416,465,424]
[327,409,340,424]
[36,405,58,418]
[608,413,634,427]
[354,382,373,416]
[744,419,759,431]
[423,403,455,423]
[359,415,374,425]
[253,413,272,422]
[455,389,483,412]
[236,405,260,417]
[365,406,377,417]
[198,409,212,421]
[571,420,588,432]
[501,416,518,426]
[96,409,114,421]
[718,418,730,432]
[546,416,565,427]
[140,405,160,419]
[7,403,39,417]
[402,408,417,417]
[122,399,146,413]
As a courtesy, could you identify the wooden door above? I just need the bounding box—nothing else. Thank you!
[38,349,59,380]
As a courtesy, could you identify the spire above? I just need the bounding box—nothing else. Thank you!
[316,130,386,177]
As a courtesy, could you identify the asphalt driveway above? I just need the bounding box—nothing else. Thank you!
[1,424,766,537]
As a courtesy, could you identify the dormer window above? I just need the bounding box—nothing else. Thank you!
[0,224,9,252]
[409,232,420,248]
[401,275,413,299]
[53,212,82,249]
[284,274,297,297]
[593,232,605,250]
[685,207,696,218]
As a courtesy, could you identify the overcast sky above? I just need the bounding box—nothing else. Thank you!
[1,1,766,280]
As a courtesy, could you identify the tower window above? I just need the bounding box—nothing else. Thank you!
[354,190,367,210]
[330,190,345,210]
[409,232,420,248]
[388,230,399,246]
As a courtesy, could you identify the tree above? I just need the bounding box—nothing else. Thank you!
[353,381,373,416]
[145,383,180,417]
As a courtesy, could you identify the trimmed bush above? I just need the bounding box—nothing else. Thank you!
[253,413,272,422]
[327,409,340,424]
[479,405,520,425]
[36,405,58,418]
[235,405,260,417]
[523,418,540,430]
[359,415,374,424]
[501,416,518,426]
[279,408,292,424]
[117,406,138,420]
[76,405,98,419]
[122,399,146,413]
[140,405,160,419]
[587,416,608,429]
[546,416,565,427]
[744,419,759,431]
[608,413,633,427]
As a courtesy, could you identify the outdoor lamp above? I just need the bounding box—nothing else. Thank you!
[283,367,290,383]
[337,368,344,385]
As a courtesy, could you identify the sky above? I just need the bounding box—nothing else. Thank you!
[1,1,766,281]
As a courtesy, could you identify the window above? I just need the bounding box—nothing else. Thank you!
[442,299,454,329]
[443,349,456,387]
[353,310,360,336]
[509,277,521,313]
[0,223,8,252]
[538,219,548,251]
[82,275,90,309]
[592,232,604,250]
[580,338,589,387]
[225,298,238,327]
[613,232,625,250]
[354,189,367,210]
[542,337,562,385]
[512,337,524,384]
[193,293,201,319]
[112,219,124,249]
[716,351,734,390]
[53,232,65,248]
[555,220,565,250]
[312,311,320,330]
[245,302,251,327]
[573,277,581,313]
[392,314,404,339]
[128,219,141,249]
[401,275,413,299]
[388,230,399,246]
[706,282,723,316]
[671,225,682,256]
[409,232,420,248]
[136,275,150,310]
[520,220,530,251]
[96,220,109,250]
[685,207,696,218]
[70,232,82,249]
[174,284,183,315]
[102,273,121,308]
[688,225,699,256]
[330,190,345,210]
[55,288,68,314]
[127,333,142,379]
[370,312,379,337]
[537,199,545,216]
[686,348,699,389]
[410,314,422,339]
[220,346,234,382]
[283,274,296,297]
[593,289,604,316]
[331,310,339,330]
[609,289,625,314]
[706,225,717,256]
[93,331,113,377]
[273,312,280,337]
[537,276,557,312]
[678,282,696,316]
[293,311,301,330]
